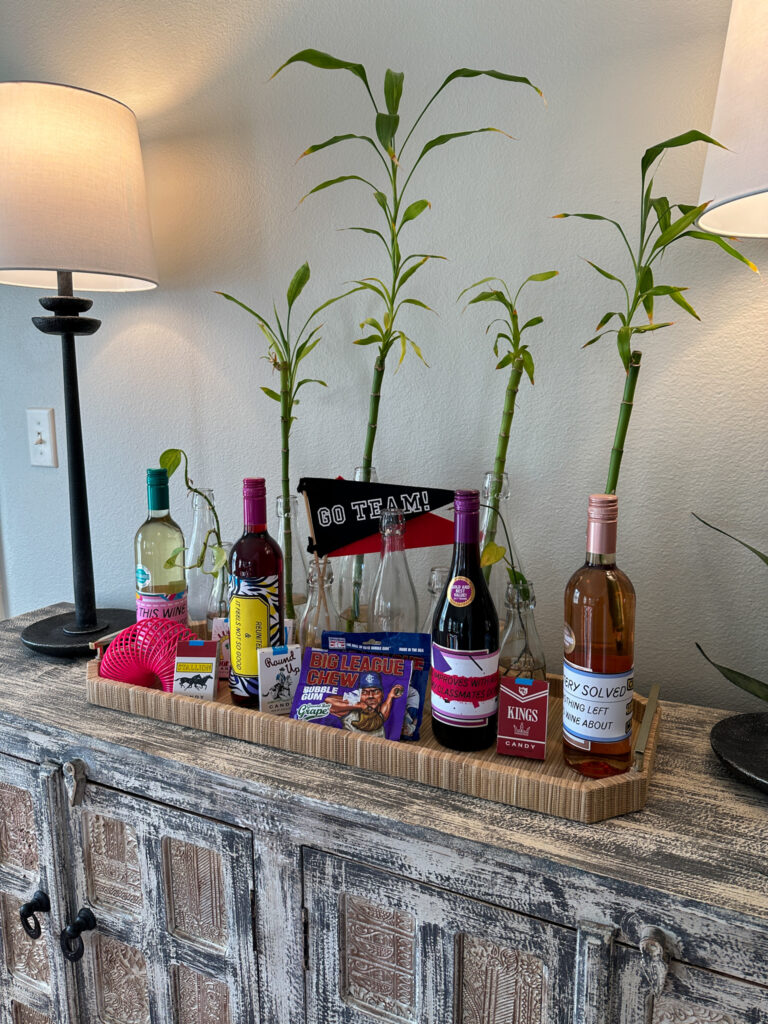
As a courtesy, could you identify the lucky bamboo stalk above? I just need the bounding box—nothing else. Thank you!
[605,351,641,495]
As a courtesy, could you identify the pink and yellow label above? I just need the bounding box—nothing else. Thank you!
[136,590,188,623]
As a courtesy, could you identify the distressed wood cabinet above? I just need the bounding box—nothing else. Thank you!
[0,605,766,1024]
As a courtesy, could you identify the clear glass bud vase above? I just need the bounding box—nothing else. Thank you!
[187,488,216,636]
[421,565,449,634]
[479,470,524,630]
[276,494,308,627]
[299,559,339,650]
[336,465,379,632]
[367,511,419,632]
[500,581,547,679]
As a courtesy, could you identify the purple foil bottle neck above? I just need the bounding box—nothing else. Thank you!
[243,477,267,531]
[454,489,480,545]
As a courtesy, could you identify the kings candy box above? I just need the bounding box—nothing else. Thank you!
[496,676,550,760]
[290,648,411,741]
[322,631,429,740]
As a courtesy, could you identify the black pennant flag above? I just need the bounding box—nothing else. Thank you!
[297,477,456,557]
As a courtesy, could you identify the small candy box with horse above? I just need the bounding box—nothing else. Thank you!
[172,639,220,699]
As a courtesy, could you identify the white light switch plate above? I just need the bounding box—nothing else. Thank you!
[26,408,58,467]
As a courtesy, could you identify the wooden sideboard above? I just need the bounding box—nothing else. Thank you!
[0,603,766,1023]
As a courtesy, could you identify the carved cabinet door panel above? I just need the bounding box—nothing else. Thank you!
[302,848,576,1024]
[612,946,768,1024]
[64,781,258,1024]
[0,753,76,1024]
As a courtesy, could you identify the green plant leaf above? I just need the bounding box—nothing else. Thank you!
[261,386,281,401]
[375,112,400,154]
[300,175,376,203]
[521,348,535,384]
[586,260,623,284]
[373,190,390,216]
[361,315,384,333]
[164,546,184,569]
[679,230,758,272]
[286,262,310,309]
[416,127,511,164]
[399,199,430,227]
[466,289,509,309]
[159,448,182,478]
[480,541,506,567]
[496,352,515,370]
[522,270,558,283]
[520,315,543,331]
[436,67,542,97]
[399,297,435,313]
[210,545,228,576]
[299,133,380,160]
[596,311,620,331]
[652,202,710,251]
[457,276,505,301]
[384,69,404,115]
[639,265,653,320]
[650,195,671,233]
[692,513,768,567]
[340,225,389,250]
[582,330,613,348]
[696,644,768,704]
[668,288,700,320]
[354,335,380,346]
[631,322,673,333]
[617,325,632,371]
[397,255,430,289]
[641,130,724,180]
[295,378,327,392]
[271,49,374,103]
[408,339,429,366]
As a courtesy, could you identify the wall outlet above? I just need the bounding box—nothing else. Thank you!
[26,408,58,468]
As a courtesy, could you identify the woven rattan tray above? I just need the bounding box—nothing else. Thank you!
[86,660,661,823]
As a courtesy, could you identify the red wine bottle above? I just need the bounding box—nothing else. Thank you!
[228,478,284,707]
[430,489,500,751]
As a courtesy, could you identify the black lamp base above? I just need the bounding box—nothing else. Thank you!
[710,713,768,793]
[21,608,136,658]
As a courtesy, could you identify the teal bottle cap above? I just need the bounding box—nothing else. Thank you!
[146,467,169,511]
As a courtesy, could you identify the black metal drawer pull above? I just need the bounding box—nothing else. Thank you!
[59,907,96,962]
[19,890,51,940]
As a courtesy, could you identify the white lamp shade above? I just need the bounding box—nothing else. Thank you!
[698,0,768,238]
[0,82,157,291]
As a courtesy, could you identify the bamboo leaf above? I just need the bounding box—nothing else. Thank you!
[692,513,768,567]
[384,69,404,115]
[361,316,384,333]
[375,112,400,155]
[401,252,447,266]
[523,270,558,283]
[398,255,429,289]
[650,195,671,233]
[261,387,281,401]
[399,199,430,227]
[353,335,380,346]
[668,288,700,320]
[521,348,535,384]
[295,378,328,392]
[373,190,390,216]
[457,276,504,301]
[340,225,389,249]
[480,540,507,567]
[496,352,514,370]
[641,130,724,180]
[696,644,768,704]
[159,448,182,478]
[466,289,509,308]
[416,127,512,164]
[596,311,620,331]
[354,278,389,302]
[679,230,758,272]
[435,67,542,98]
[399,297,436,313]
[586,260,624,284]
[520,315,543,332]
[286,262,310,309]
[304,284,365,325]
[272,48,373,98]
[300,175,376,203]
[398,333,407,366]
[299,133,380,160]
[639,265,653,320]
[652,202,710,251]
[295,336,322,362]
[408,339,429,366]
[582,331,613,348]
[617,325,632,371]
[631,322,673,333]
[216,291,273,331]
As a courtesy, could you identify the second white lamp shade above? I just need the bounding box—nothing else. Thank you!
[698,0,768,238]
[0,81,157,291]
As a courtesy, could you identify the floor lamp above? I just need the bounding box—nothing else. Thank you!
[696,0,768,787]
[0,82,158,656]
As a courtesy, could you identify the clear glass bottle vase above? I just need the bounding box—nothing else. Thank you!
[479,470,524,630]
[500,580,547,679]
[187,488,217,636]
[298,559,339,650]
[421,565,449,634]
[335,465,379,632]
[276,494,308,626]
[367,511,419,632]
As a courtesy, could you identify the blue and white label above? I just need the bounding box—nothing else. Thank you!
[562,660,634,748]
[135,565,151,588]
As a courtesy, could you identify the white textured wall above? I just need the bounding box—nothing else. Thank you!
[1,0,766,711]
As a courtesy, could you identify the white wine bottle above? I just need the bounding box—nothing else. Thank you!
[134,467,187,623]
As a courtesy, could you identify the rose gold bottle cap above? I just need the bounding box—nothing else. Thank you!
[587,494,618,553]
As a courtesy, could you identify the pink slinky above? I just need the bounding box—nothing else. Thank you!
[100,618,197,692]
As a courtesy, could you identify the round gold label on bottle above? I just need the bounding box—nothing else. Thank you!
[448,575,475,607]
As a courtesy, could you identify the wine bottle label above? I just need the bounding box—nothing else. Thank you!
[430,642,500,728]
[447,576,475,608]
[562,660,634,748]
[135,565,151,588]
[228,574,281,697]
[135,590,188,623]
